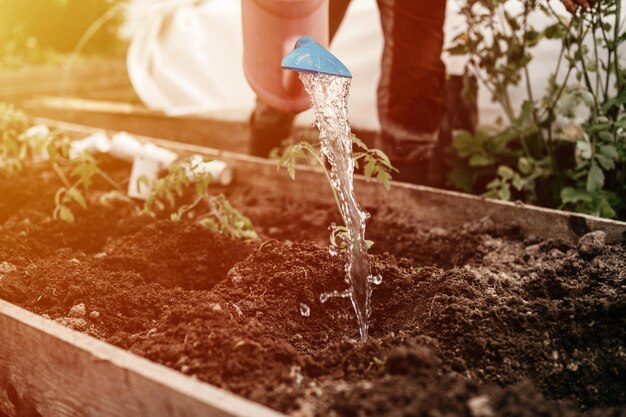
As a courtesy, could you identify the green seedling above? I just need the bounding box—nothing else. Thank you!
[140,157,258,240]
[273,133,395,251]
[329,224,374,254]
[274,133,397,190]
[0,104,122,223]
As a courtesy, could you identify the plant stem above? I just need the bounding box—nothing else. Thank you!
[96,167,123,192]
[614,0,623,93]
[52,163,72,188]
[176,195,205,220]
[599,9,614,99]
[304,147,347,227]
[591,13,605,101]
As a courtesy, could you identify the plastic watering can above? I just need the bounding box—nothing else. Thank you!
[241,0,351,113]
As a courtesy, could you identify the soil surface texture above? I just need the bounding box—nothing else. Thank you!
[0,158,625,417]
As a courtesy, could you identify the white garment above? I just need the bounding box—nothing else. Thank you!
[127,0,383,129]
[127,0,595,130]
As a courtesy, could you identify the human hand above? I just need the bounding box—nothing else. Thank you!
[561,0,592,13]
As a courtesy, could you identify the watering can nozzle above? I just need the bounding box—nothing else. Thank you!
[281,36,352,78]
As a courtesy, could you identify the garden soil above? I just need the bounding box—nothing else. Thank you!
[0,158,624,417]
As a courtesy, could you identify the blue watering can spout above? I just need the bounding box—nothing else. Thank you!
[281,36,352,78]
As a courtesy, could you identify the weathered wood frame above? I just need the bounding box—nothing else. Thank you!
[0,300,287,417]
[1,118,625,417]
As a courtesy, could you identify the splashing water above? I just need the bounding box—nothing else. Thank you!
[299,72,380,341]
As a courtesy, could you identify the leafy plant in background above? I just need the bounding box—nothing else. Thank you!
[140,157,258,240]
[448,0,625,219]
[272,133,395,251]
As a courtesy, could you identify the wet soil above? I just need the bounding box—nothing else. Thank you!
[0,159,624,417]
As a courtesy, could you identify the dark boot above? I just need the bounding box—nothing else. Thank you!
[428,74,478,187]
[249,98,296,158]
[378,131,437,185]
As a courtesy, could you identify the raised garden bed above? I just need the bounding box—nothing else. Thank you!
[0,119,625,417]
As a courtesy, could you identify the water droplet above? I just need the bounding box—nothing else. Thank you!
[368,274,383,285]
[299,303,311,317]
[329,246,338,256]
[320,289,352,304]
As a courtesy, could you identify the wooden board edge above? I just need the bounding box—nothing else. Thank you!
[0,299,286,417]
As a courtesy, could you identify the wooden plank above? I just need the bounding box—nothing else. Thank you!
[37,118,626,244]
[23,98,375,154]
[0,299,287,417]
[0,59,130,101]
[25,99,248,154]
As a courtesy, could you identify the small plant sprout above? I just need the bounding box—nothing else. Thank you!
[0,105,122,223]
[274,133,396,250]
[52,144,123,223]
[140,156,258,240]
[329,223,374,255]
[274,133,397,190]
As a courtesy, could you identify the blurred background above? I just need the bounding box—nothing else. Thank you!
[0,0,125,68]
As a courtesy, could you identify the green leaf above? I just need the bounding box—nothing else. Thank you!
[351,134,367,150]
[559,91,577,115]
[497,165,515,180]
[599,145,618,160]
[517,157,533,175]
[66,187,87,209]
[376,170,392,191]
[598,131,614,142]
[543,23,564,39]
[560,187,593,204]
[601,95,626,112]
[469,153,493,167]
[596,154,615,170]
[579,90,595,107]
[498,185,511,201]
[576,140,592,159]
[586,162,605,192]
[452,130,475,154]
[363,159,375,179]
[58,205,75,223]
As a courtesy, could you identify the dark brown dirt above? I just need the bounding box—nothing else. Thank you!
[0,159,624,417]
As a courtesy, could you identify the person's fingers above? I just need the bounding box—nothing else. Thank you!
[575,0,590,10]
[562,0,576,13]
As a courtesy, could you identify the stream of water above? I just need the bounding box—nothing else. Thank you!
[299,72,380,341]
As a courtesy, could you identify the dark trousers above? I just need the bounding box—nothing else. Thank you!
[249,0,447,157]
